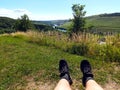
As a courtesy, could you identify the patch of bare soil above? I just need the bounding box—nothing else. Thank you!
[24,77,55,90]
[103,80,120,90]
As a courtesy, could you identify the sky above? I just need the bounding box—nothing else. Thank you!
[0,0,120,20]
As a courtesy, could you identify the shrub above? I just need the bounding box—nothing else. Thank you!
[0,29,16,34]
[67,43,89,56]
[89,44,120,62]
[104,45,120,62]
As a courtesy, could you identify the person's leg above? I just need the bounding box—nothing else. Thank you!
[54,79,72,90]
[80,60,104,90]
[54,60,73,90]
[86,79,103,90]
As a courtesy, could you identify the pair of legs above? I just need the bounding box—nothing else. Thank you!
[54,60,104,90]
[55,79,103,90]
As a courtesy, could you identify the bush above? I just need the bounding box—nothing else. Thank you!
[104,45,120,62]
[67,43,89,56]
[0,29,16,34]
[89,44,120,62]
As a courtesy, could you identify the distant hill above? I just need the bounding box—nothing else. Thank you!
[32,20,69,26]
[0,17,15,29]
[0,17,55,33]
[61,13,120,33]
[0,17,16,33]
[32,20,69,32]
[99,13,120,17]
[1,12,120,33]
[86,13,120,32]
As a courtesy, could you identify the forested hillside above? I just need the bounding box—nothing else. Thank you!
[0,17,15,29]
[0,17,15,33]
[0,16,54,33]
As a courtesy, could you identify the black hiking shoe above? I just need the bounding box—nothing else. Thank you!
[59,59,73,85]
[80,60,94,87]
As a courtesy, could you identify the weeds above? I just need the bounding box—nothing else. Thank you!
[14,31,120,63]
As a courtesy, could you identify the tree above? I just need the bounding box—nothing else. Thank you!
[71,4,86,34]
[14,14,33,32]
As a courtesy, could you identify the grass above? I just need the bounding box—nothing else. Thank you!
[86,15,120,32]
[24,31,120,62]
[61,15,120,32]
[0,31,120,90]
[0,34,84,89]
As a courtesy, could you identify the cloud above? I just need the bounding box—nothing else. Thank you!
[0,8,32,19]
[0,8,12,15]
[14,9,31,13]
[0,8,72,20]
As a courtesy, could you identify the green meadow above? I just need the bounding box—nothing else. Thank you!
[0,31,120,90]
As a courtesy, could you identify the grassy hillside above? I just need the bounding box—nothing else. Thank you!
[0,31,120,90]
[86,13,120,32]
[61,13,120,32]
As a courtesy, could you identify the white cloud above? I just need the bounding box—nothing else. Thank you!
[14,9,31,13]
[0,8,12,15]
[0,8,32,19]
[0,8,72,20]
